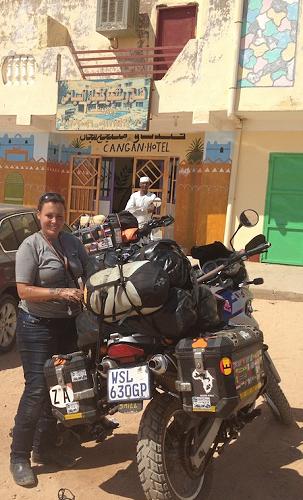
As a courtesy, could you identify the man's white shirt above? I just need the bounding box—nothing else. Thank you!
[125,191,156,227]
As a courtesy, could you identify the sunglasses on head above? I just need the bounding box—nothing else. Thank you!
[38,192,66,210]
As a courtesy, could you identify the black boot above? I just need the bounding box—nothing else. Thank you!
[10,460,36,487]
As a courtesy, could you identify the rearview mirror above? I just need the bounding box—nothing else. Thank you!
[239,209,259,228]
[153,197,162,208]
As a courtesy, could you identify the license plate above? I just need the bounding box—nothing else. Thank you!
[107,364,151,402]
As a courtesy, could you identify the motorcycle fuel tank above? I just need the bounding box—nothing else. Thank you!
[175,325,265,418]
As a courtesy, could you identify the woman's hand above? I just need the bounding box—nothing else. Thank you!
[56,288,84,303]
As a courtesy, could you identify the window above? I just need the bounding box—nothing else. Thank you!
[9,213,39,245]
[0,219,19,251]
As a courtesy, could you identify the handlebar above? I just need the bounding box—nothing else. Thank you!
[197,241,271,284]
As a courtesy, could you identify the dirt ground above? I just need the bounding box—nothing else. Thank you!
[0,299,302,500]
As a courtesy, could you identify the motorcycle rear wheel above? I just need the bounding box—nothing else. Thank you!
[137,393,213,500]
[264,365,294,426]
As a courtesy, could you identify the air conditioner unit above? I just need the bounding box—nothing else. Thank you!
[96,0,140,38]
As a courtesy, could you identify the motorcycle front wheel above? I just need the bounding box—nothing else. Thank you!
[263,361,294,426]
[137,393,214,500]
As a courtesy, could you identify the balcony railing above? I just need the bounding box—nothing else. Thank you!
[71,45,184,80]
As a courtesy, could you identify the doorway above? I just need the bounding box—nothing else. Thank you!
[155,4,197,78]
[113,157,133,213]
[67,155,178,227]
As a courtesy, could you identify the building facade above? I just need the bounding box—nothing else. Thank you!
[0,0,302,263]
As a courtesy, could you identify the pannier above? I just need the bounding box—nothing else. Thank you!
[84,260,170,322]
[44,352,97,427]
[175,325,265,417]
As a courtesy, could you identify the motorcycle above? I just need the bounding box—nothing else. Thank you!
[44,214,293,500]
[191,209,265,328]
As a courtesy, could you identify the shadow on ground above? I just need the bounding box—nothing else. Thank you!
[97,404,301,500]
[0,346,21,370]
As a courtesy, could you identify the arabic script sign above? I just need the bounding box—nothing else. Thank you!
[77,133,186,154]
[56,78,151,131]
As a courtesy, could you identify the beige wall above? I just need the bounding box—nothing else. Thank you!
[233,130,303,250]
[0,0,206,128]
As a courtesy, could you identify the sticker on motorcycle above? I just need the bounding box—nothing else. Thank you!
[192,370,214,394]
[192,396,215,412]
[118,401,143,413]
[71,369,87,382]
[49,384,74,408]
[66,401,80,414]
[220,357,233,376]
[239,330,251,340]
[192,338,208,348]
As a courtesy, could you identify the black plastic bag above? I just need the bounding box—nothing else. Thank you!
[105,210,138,230]
[196,285,221,330]
[132,239,192,289]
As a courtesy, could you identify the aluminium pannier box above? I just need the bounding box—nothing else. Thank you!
[175,326,265,417]
[44,351,97,427]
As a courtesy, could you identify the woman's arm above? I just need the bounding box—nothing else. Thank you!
[17,283,83,302]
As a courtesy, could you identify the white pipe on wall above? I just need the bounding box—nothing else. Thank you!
[224,126,242,247]
[224,0,245,247]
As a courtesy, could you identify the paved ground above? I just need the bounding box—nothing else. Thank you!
[246,261,303,301]
[0,299,302,500]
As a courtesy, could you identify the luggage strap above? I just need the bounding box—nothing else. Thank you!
[116,261,163,336]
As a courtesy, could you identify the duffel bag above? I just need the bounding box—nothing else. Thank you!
[107,288,198,338]
[84,260,170,322]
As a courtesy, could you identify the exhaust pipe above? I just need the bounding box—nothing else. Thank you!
[99,357,118,378]
[148,354,168,375]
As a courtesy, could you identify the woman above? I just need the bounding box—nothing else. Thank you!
[10,192,88,487]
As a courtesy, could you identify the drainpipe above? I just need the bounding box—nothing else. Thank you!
[224,0,245,247]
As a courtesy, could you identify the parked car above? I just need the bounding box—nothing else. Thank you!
[0,208,71,353]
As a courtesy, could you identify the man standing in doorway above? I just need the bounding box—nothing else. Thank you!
[125,176,156,228]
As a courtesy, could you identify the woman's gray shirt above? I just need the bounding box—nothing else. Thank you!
[15,231,89,318]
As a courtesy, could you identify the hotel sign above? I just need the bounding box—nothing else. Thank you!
[56,78,151,131]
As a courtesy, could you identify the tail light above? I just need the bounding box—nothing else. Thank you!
[107,344,145,363]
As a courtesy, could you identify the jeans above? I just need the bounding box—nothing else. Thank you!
[10,309,78,463]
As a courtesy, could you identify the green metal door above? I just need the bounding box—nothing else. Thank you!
[262,153,303,265]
